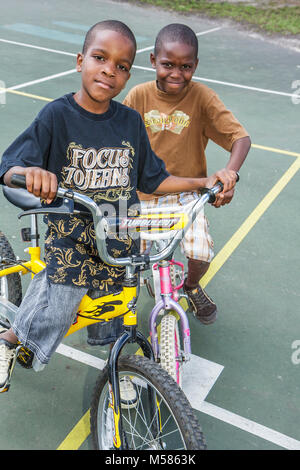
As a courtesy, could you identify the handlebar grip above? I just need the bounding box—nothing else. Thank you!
[208,172,240,203]
[11,174,27,189]
[217,181,224,192]
[207,182,223,203]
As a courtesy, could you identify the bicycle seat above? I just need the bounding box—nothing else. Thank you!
[2,186,42,210]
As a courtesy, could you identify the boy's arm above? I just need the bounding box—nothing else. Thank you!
[226,136,251,173]
[4,166,57,204]
[154,169,238,196]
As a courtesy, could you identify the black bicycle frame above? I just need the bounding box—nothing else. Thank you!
[108,325,160,450]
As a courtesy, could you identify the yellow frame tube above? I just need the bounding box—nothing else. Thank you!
[1,244,138,336]
[0,251,45,278]
[65,285,138,337]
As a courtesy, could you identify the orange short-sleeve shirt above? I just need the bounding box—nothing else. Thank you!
[123,80,249,200]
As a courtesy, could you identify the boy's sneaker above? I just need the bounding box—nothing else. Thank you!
[0,339,17,392]
[184,282,217,325]
[119,376,138,409]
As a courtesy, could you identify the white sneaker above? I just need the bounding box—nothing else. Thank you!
[119,376,138,409]
[0,339,17,392]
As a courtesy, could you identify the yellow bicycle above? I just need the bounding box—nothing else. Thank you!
[0,174,208,450]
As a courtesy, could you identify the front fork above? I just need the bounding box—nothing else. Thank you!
[107,326,157,450]
[149,261,191,363]
[149,297,191,363]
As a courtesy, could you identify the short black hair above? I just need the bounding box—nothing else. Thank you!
[82,20,137,61]
[154,23,198,59]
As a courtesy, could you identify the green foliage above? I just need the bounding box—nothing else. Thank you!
[132,1,300,35]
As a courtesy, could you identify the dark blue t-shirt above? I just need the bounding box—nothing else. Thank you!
[0,93,169,289]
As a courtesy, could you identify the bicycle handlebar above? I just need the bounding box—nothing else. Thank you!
[10,173,239,269]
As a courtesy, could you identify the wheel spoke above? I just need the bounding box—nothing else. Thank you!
[0,277,8,299]
[91,355,206,451]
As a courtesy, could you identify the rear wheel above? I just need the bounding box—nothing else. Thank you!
[90,354,206,450]
[0,231,22,327]
[0,231,33,368]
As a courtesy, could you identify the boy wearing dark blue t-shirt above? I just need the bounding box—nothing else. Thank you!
[0,20,237,391]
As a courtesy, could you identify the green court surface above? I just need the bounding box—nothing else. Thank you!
[0,0,299,451]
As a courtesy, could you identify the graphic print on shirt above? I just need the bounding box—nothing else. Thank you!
[62,141,134,202]
[144,110,190,135]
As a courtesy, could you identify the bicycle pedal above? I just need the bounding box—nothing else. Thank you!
[16,345,34,369]
[185,296,196,314]
[0,384,10,393]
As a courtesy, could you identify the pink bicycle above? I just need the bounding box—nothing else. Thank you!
[147,258,188,387]
[140,179,239,386]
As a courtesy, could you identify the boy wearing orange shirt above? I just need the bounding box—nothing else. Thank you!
[124,23,251,324]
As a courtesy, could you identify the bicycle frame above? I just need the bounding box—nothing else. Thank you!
[0,227,139,335]
[1,175,226,448]
[0,245,156,449]
[1,246,45,278]
[148,258,191,364]
[0,209,154,449]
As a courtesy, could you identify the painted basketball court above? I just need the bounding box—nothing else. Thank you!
[0,0,299,450]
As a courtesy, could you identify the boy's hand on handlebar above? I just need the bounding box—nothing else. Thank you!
[213,188,235,207]
[208,169,238,192]
[8,167,58,204]
[206,169,238,207]
[26,168,58,204]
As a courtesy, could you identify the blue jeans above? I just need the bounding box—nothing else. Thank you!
[12,269,123,366]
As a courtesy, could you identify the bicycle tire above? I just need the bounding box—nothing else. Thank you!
[0,231,34,369]
[160,313,183,387]
[90,354,206,450]
[0,231,22,314]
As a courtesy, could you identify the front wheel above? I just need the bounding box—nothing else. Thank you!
[160,313,183,387]
[90,354,206,450]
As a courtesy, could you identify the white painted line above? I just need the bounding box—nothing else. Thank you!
[56,343,106,370]
[132,64,295,98]
[0,68,77,96]
[137,45,154,53]
[132,65,153,72]
[196,27,223,36]
[0,35,294,98]
[11,69,76,91]
[182,355,224,406]
[0,27,222,57]
[199,401,300,450]
[10,69,77,90]
[55,343,300,450]
[192,75,295,97]
[0,38,76,56]
[136,27,223,54]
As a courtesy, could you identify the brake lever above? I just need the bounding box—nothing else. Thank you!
[17,197,76,219]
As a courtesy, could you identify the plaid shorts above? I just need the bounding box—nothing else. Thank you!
[140,192,214,262]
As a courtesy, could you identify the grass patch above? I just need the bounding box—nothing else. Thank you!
[128,1,300,35]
